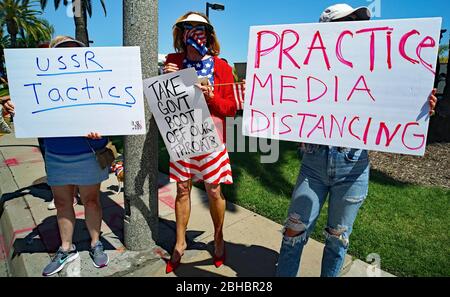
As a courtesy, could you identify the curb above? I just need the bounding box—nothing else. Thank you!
[0,148,52,277]
[0,134,167,277]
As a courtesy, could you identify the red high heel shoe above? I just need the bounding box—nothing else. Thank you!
[213,247,226,268]
[165,251,183,274]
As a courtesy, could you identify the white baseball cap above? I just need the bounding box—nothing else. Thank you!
[319,3,371,23]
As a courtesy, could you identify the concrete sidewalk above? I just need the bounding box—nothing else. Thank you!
[0,132,394,277]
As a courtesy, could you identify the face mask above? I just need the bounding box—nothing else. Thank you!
[183,24,208,56]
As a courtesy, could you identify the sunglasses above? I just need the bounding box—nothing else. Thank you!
[177,22,212,32]
[184,23,206,30]
[56,42,82,48]
[332,15,359,22]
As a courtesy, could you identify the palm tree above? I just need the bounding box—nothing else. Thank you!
[0,0,52,48]
[17,18,54,47]
[0,28,9,49]
[39,0,106,46]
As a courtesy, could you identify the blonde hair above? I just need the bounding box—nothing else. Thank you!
[172,12,221,56]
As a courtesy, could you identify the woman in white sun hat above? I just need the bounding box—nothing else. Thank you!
[163,11,237,273]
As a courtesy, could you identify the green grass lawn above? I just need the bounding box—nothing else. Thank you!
[156,134,450,277]
[110,136,124,155]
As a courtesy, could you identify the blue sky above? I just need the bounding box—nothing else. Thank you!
[40,0,450,65]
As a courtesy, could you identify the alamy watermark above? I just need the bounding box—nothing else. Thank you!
[226,116,280,164]
[66,0,82,18]
[65,254,81,277]
[366,253,382,277]
[367,0,382,18]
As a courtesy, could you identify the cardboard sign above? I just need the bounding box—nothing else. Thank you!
[243,18,442,156]
[4,47,146,138]
[143,68,223,161]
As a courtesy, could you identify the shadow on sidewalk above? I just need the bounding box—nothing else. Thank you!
[0,177,53,216]
[9,189,125,260]
[170,241,278,277]
[157,218,278,277]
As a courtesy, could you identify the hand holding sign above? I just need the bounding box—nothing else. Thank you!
[195,83,214,101]
[144,68,223,161]
[429,89,437,116]
[1,97,14,115]
[86,132,102,140]
[163,63,180,74]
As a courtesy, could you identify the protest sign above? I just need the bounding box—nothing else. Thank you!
[243,18,442,156]
[143,68,223,161]
[4,46,146,138]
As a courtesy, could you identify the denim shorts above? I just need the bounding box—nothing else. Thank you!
[45,151,109,186]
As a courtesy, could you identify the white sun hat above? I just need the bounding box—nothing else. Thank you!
[50,36,86,48]
[319,3,371,23]
[174,13,213,30]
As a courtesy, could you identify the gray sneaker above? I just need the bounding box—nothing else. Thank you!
[42,245,79,276]
[89,241,109,268]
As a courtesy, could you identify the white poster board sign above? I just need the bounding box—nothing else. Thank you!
[4,46,146,138]
[143,68,223,161]
[243,18,442,156]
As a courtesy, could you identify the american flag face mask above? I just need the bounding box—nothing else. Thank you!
[183,24,208,56]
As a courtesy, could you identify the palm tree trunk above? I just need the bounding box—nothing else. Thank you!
[73,1,89,46]
[10,34,17,48]
[84,7,90,46]
[6,21,18,48]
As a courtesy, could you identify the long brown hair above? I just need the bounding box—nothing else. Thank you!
[172,11,221,56]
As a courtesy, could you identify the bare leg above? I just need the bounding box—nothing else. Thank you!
[172,180,192,262]
[205,183,226,257]
[52,185,76,251]
[78,184,102,247]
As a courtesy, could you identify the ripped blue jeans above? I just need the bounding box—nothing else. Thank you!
[276,146,369,277]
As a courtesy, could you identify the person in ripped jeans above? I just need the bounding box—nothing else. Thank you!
[275,3,438,277]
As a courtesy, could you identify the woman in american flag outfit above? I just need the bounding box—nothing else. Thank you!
[163,11,237,273]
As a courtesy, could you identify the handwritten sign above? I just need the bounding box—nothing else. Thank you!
[243,18,442,156]
[143,68,223,161]
[4,47,146,138]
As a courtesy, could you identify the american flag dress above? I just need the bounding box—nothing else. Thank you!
[169,57,233,185]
